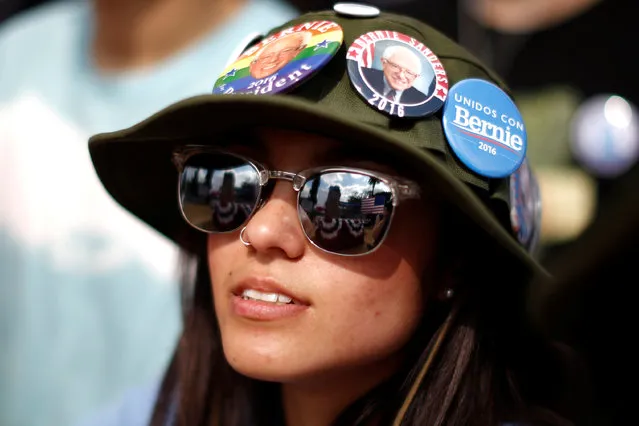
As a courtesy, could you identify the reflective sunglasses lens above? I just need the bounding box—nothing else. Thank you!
[179,153,260,232]
[298,172,394,255]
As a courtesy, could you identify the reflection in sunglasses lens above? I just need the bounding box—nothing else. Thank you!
[298,172,393,255]
[179,153,260,232]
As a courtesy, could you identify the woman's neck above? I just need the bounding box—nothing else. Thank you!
[91,0,247,72]
[281,358,402,426]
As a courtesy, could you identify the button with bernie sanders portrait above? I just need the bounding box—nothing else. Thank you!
[213,21,343,95]
[346,31,448,118]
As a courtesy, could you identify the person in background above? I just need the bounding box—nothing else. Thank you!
[0,1,297,426]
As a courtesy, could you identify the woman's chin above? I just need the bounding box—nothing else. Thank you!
[226,355,309,383]
[222,344,334,383]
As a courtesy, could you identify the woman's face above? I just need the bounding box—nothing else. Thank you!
[207,129,440,384]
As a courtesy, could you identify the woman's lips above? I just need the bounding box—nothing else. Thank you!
[232,277,308,305]
[231,295,309,321]
[230,277,310,321]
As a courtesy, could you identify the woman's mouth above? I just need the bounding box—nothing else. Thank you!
[241,288,295,304]
[231,280,309,321]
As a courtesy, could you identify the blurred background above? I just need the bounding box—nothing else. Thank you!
[1,0,636,425]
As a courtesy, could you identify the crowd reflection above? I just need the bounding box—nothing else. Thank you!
[180,163,258,232]
[300,176,393,254]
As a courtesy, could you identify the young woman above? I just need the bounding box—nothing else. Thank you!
[88,6,589,426]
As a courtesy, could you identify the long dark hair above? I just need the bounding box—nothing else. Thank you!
[150,203,590,426]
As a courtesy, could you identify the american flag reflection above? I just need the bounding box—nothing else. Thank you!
[361,194,387,214]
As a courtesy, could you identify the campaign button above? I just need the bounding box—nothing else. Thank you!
[442,78,527,178]
[212,21,344,95]
[510,159,542,253]
[570,94,639,178]
[346,31,448,118]
[223,32,264,69]
[333,2,380,18]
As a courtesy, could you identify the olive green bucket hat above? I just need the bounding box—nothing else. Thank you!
[88,6,547,280]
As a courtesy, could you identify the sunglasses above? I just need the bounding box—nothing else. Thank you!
[172,147,421,256]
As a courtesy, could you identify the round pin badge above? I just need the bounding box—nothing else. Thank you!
[510,159,542,253]
[442,79,527,178]
[213,21,344,95]
[333,2,380,18]
[570,94,639,178]
[346,31,449,118]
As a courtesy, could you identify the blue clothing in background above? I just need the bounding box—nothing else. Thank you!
[0,1,297,426]
[76,379,164,426]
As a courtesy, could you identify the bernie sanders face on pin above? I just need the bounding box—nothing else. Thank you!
[381,45,422,92]
[249,32,311,80]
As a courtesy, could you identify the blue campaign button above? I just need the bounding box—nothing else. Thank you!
[442,79,527,178]
[510,159,542,253]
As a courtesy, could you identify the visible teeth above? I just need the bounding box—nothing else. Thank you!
[277,294,293,304]
[241,289,293,304]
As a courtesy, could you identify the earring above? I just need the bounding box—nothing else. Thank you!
[444,288,454,299]
[239,227,251,247]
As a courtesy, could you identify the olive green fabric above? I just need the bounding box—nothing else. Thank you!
[88,10,548,279]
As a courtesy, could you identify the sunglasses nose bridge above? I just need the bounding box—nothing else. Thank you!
[265,170,305,191]
[267,170,296,181]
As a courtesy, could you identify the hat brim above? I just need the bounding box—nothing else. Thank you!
[89,94,548,280]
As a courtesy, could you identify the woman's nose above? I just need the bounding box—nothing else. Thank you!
[241,180,306,259]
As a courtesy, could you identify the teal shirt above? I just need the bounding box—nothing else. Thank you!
[0,1,297,426]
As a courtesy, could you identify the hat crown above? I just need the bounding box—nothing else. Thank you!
[237,10,513,208]
[88,8,541,263]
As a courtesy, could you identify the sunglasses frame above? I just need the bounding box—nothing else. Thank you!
[172,145,422,256]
